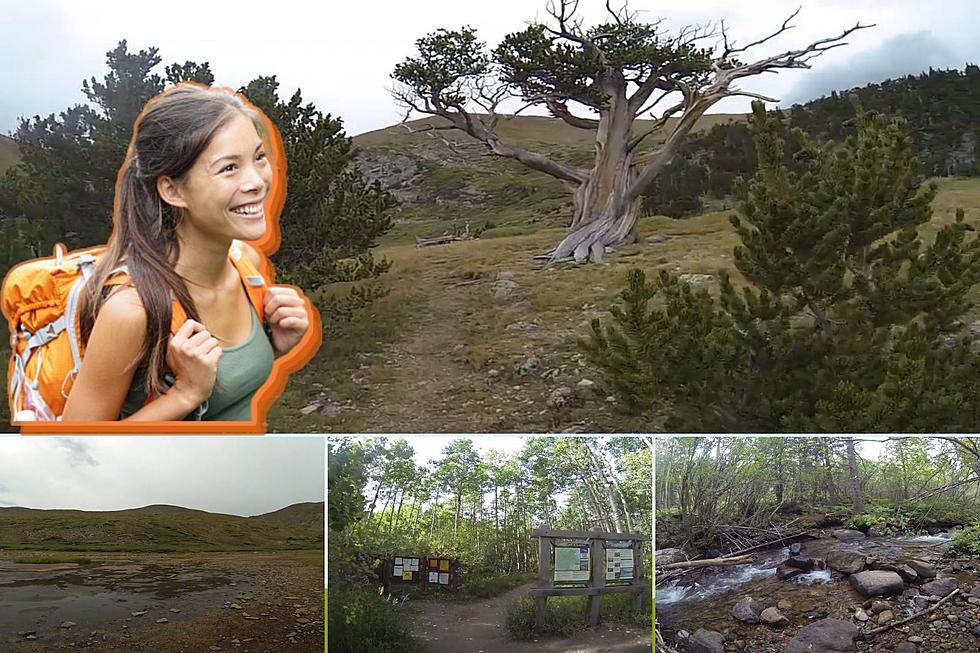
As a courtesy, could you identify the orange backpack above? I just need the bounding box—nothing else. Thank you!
[2,241,266,422]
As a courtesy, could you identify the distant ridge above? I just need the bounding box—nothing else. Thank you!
[0,502,324,552]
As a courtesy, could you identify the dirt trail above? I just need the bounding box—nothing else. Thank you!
[411,583,651,653]
[352,277,614,434]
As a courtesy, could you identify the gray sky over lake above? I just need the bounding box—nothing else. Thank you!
[1,0,977,137]
[0,436,324,516]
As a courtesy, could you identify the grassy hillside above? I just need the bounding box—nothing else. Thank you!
[269,177,980,433]
[254,501,324,532]
[0,502,324,552]
[354,112,743,148]
[0,134,18,173]
[352,112,745,244]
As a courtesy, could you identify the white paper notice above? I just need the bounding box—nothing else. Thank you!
[395,557,403,566]
[429,571,439,583]
[439,573,450,585]
[393,565,403,576]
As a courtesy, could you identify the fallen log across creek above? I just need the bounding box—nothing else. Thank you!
[856,589,962,640]
[657,554,756,571]
[655,528,808,585]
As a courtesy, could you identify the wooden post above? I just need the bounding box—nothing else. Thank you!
[536,534,552,629]
[529,528,648,631]
[586,529,605,626]
[631,537,644,614]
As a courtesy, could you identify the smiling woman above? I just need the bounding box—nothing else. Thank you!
[10,83,317,424]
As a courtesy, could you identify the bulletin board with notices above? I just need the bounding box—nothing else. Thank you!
[424,557,460,590]
[391,556,421,583]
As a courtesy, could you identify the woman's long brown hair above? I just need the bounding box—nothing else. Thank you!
[78,84,265,398]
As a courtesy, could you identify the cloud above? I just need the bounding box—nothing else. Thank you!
[54,439,99,467]
[782,31,977,105]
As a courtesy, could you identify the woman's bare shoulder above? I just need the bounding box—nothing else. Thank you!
[94,286,147,333]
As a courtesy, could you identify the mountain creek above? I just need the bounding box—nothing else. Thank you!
[0,551,323,652]
[657,531,980,653]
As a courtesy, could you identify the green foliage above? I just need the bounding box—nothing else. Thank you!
[641,157,708,218]
[459,571,533,599]
[505,596,540,639]
[587,101,980,432]
[239,76,396,318]
[494,15,712,110]
[0,42,396,326]
[328,438,369,533]
[392,27,491,108]
[328,585,425,653]
[505,596,585,639]
[656,436,980,552]
[845,503,908,533]
[949,522,980,556]
[505,592,650,640]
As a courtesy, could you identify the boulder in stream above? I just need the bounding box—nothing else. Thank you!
[783,619,858,653]
[826,550,866,574]
[789,543,803,555]
[690,628,725,653]
[732,596,763,623]
[761,606,790,627]
[905,559,937,580]
[831,529,866,542]
[777,564,806,580]
[785,556,818,571]
[849,570,905,597]
[893,564,919,583]
[920,577,958,598]
[655,548,688,566]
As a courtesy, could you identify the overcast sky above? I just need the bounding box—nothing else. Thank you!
[0,436,324,516]
[2,0,977,137]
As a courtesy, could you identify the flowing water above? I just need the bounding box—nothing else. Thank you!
[657,532,973,640]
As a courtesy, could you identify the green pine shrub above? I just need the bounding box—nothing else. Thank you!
[585,100,980,432]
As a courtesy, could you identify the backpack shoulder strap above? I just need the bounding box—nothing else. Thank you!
[229,240,267,321]
[107,244,267,335]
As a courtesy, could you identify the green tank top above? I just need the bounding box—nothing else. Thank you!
[120,306,275,421]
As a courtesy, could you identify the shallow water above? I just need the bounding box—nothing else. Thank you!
[0,555,245,644]
[657,533,974,637]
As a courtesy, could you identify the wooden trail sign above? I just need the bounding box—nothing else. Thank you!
[375,555,461,592]
[530,528,649,628]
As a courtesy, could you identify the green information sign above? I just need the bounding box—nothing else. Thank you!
[554,544,590,582]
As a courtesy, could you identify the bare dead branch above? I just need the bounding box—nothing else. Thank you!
[723,7,802,59]
[627,99,685,152]
[658,554,755,570]
[635,88,675,118]
[857,589,961,640]
[726,89,781,103]
[544,97,601,129]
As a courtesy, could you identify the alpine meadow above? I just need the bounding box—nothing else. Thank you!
[0,2,978,434]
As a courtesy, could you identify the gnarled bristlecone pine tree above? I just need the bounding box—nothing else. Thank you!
[391,0,872,264]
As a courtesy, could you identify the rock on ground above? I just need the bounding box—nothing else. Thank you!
[690,628,725,653]
[906,560,937,579]
[920,577,958,598]
[655,548,688,566]
[732,596,763,624]
[831,529,866,542]
[826,550,866,574]
[761,606,790,627]
[783,619,858,653]
[849,570,904,597]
